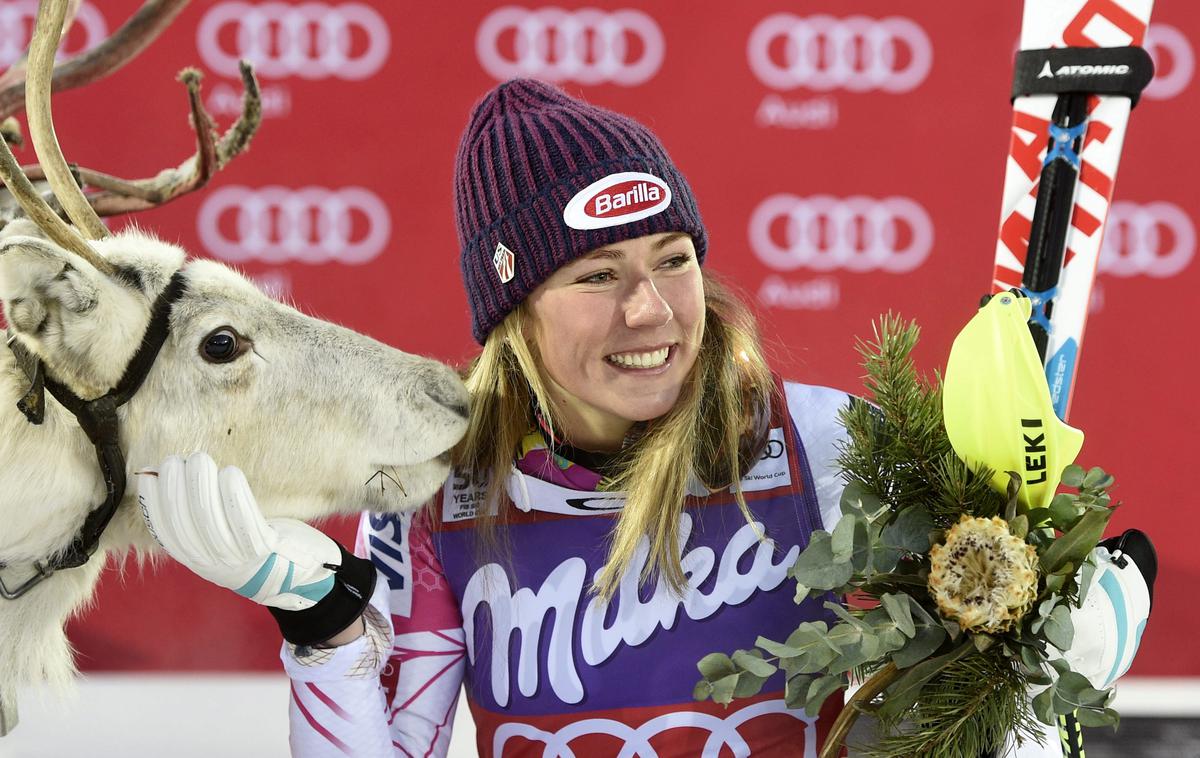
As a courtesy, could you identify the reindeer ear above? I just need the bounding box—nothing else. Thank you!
[0,235,104,335]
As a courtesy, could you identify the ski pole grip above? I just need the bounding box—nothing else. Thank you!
[1012,46,1155,105]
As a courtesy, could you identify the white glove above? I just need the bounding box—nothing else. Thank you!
[137,452,342,611]
[1060,531,1154,689]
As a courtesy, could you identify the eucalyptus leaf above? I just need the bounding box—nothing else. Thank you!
[733,649,777,678]
[1019,643,1044,673]
[693,678,713,701]
[1009,513,1029,540]
[881,593,916,638]
[697,652,736,681]
[1032,686,1057,725]
[882,506,935,553]
[733,671,771,699]
[756,636,802,659]
[840,481,884,519]
[831,513,858,563]
[710,673,740,705]
[1054,671,1110,708]
[827,627,879,676]
[763,625,840,674]
[791,531,855,590]
[1074,706,1120,728]
[1048,658,1072,677]
[1082,466,1114,491]
[891,601,947,669]
[806,674,845,715]
[1049,494,1078,530]
[1060,465,1085,488]
[831,513,872,571]
[1043,605,1074,652]
[785,673,812,710]
[824,601,873,634]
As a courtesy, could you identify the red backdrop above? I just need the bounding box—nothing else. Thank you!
[2,1,1192,677]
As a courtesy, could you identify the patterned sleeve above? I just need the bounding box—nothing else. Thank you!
[783,381,853,532]
[283,508,467,757]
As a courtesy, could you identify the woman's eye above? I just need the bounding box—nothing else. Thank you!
[579,271,614,284]
[200,327,244,364]
[662,253,692,269]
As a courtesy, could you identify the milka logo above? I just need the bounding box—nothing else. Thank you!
[460,514,799,706]
[562,171,672,231]
[1038,60,1131,78]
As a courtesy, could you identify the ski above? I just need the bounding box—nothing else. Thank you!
[990,2,1156,756]
[992,0,1155,420]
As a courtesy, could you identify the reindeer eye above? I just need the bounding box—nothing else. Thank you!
[200,327,245,364]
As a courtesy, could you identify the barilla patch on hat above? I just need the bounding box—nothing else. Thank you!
[493,241,515,283]
[562,171,672,231]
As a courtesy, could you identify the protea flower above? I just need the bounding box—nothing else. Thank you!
[928,515,1039,633]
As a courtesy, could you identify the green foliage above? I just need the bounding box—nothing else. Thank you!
[693,315,1122,757]
[867,649,1041,758]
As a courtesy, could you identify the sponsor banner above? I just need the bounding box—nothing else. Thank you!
[197,185,392,265]
[36,0,1197,681]
[196,1,390,80]
[475,6,664,85]
[748,13,932,130]
[196,0,390,118]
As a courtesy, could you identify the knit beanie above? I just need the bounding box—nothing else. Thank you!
[454,79,707,344]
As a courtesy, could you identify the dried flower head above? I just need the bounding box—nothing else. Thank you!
[928,515,1039,633]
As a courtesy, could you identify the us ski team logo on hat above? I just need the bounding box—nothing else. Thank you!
[493,241,515,283]
[562,171,673,230]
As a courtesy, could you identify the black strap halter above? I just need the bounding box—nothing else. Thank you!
[0,272,188,599]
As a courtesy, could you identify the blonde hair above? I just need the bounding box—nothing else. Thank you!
[453,271,775,598]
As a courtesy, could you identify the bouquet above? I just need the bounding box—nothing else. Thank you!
[695,303,1122,758]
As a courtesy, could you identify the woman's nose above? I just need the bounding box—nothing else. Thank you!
[624,278,673,328]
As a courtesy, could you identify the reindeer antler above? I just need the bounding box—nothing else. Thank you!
[26,0,109,240]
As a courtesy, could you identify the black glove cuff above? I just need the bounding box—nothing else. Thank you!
[267,544,378,647]
[1099,528,1157,609]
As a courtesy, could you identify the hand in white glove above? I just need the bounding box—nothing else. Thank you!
[1060,530,1155,689]
[137,452,341,611]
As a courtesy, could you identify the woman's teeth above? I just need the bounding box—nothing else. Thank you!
[607,347,669,369]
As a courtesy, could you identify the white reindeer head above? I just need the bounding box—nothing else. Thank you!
[0,222,469,523]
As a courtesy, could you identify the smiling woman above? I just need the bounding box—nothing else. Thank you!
[140,78,856,758]
[525,232,706,451]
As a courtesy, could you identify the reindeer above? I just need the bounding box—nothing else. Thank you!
[0,0,469,734]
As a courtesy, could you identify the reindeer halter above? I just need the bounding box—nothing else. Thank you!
[0,273,188,600]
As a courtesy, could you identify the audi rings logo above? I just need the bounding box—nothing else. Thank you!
[1099,201,1194,278]
[197,2,389,80]
[0,1,106,67]
[749,195,934,274]
[747,14,932,92]
[197,186,391,265]
[476,6,664,86]
[1144,24,1194,100]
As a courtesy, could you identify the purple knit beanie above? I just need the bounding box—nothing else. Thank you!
[454,79,708,344]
